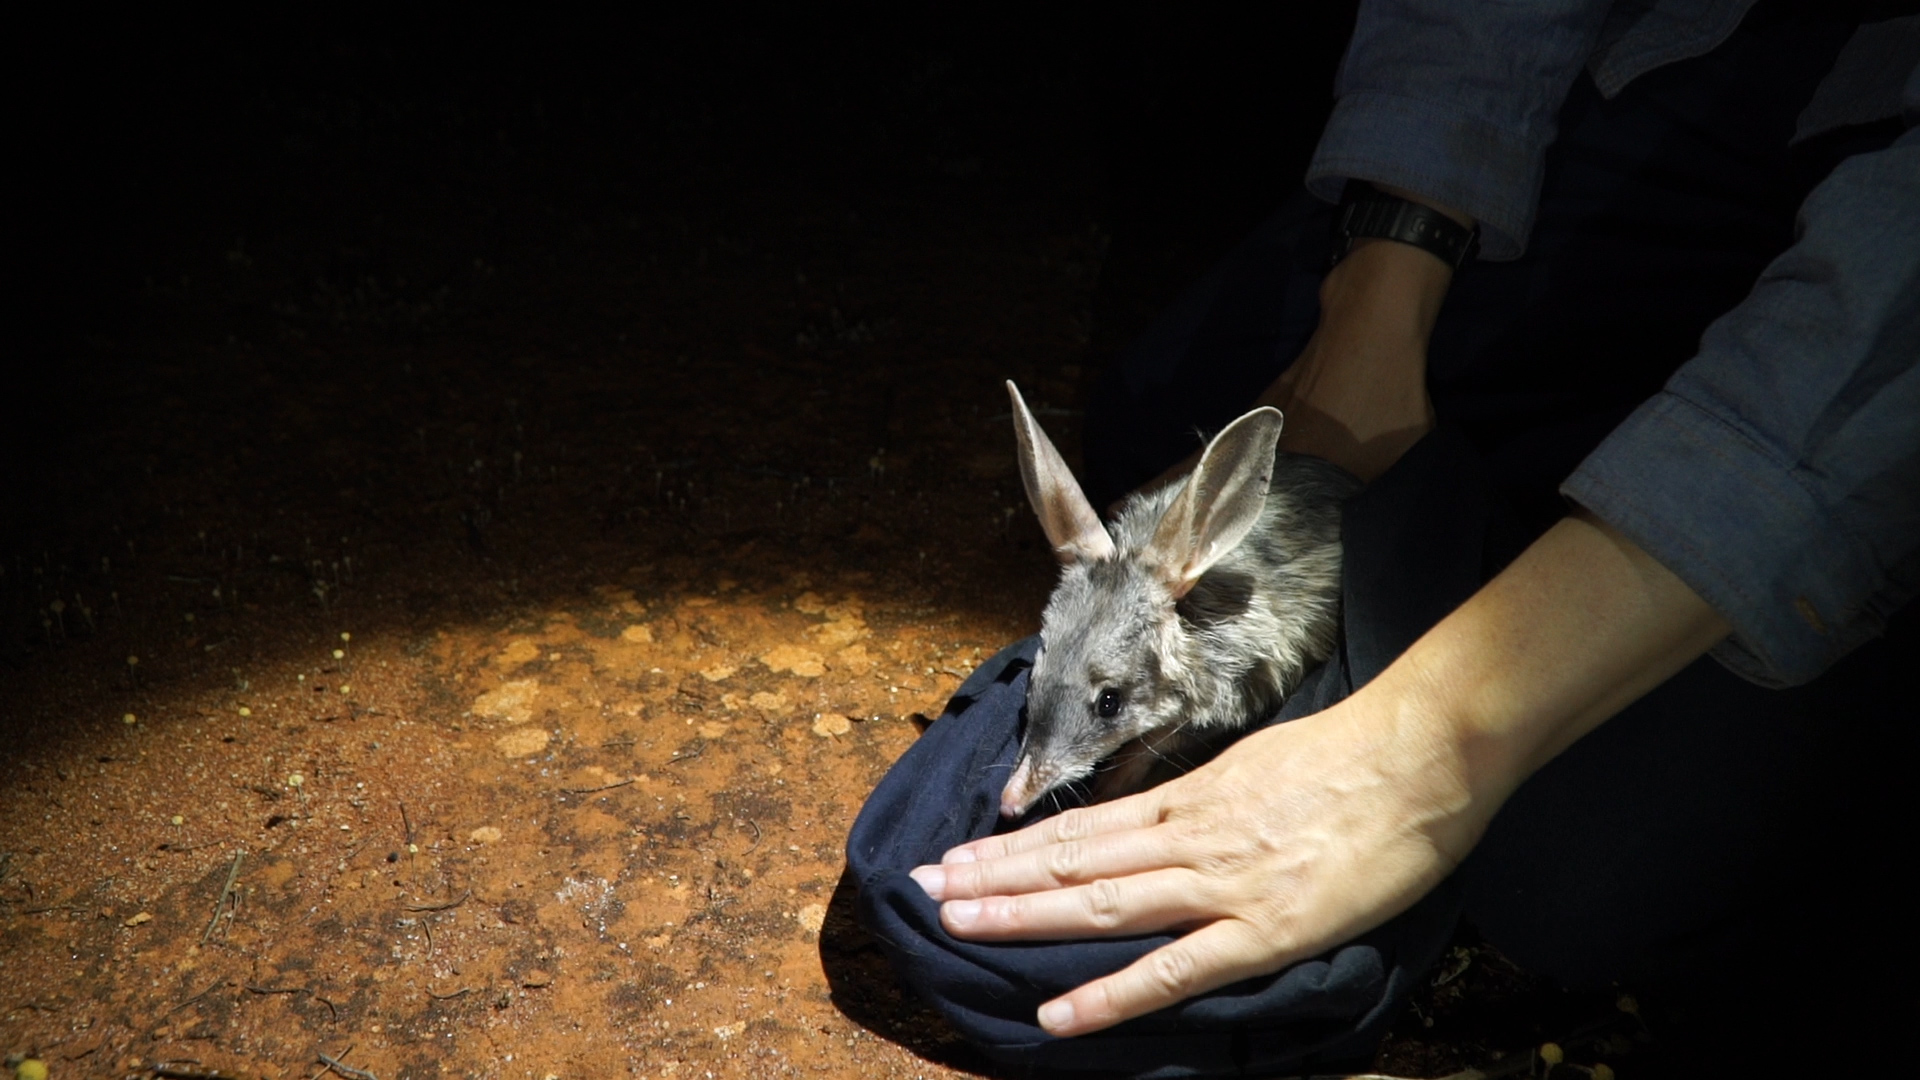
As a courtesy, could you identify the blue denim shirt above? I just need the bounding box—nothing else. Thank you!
[1308,2,1920,687]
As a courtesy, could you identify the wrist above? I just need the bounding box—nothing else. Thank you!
[1317,238,1454,347]
[1357,646,1515,858]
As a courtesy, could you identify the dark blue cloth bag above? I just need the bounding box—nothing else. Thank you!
[845,430,1498,1077]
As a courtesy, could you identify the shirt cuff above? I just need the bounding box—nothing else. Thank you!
[1305,91,1545,261]
[1561,391,1883,688]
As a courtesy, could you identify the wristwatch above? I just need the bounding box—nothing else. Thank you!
[1331,183,1479,269]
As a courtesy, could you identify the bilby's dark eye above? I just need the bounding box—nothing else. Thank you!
[1096,689,1124,719]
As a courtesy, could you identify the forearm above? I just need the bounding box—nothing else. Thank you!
[1377,509,1731,837]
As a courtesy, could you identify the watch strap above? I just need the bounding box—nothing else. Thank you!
[1332,184,1479,269]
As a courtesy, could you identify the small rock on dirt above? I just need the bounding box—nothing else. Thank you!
[474,679,540,724]
[497,639,541,666]
[495,727,552,757]
[760,644,825,677]
[797,902,828,932]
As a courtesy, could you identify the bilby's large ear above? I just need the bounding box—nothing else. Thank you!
[1007,381,1115,565]
[1146,407,1284,598]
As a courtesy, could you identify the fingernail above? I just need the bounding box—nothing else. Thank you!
[944,899,981,927]
[1038,999,1075,1033]
[943,847,977,864]
[908,865,946,900]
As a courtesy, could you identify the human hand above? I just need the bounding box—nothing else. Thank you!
[908,687,1488,1037]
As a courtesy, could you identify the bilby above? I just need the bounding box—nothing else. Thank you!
[1000,381,1357,818]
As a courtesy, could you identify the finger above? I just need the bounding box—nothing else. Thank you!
[938,867,1210,941]
[914,822,1179,902]
[940,790,1165,866]
[1036,920,1294,1037]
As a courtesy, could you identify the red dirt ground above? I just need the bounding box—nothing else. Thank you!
[5,13,1652,1079]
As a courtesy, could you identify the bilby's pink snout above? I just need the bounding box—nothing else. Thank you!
[1000,757,1041,818]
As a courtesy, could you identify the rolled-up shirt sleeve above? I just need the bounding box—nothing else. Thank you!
[1305,0,1615,260]
[1562,129,1920,687]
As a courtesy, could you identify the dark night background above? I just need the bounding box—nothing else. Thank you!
[11,4,1350,499]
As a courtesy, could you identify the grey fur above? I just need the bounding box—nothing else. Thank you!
[1003,382,1358,818]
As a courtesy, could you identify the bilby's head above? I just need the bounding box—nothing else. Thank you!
[1000,381,1281,818]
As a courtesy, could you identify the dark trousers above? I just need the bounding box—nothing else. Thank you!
[1083,9,1915,1009]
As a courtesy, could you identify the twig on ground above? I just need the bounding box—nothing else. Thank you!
[312,1044,379,1080]
[201,850,246,944]
[426,986,473,1001]
[404,887,471,913]
[398,802,414,848]
[666,744,704,764]
[169,978,229,1015]
[741,818,762,852]
[559,777,636,794]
